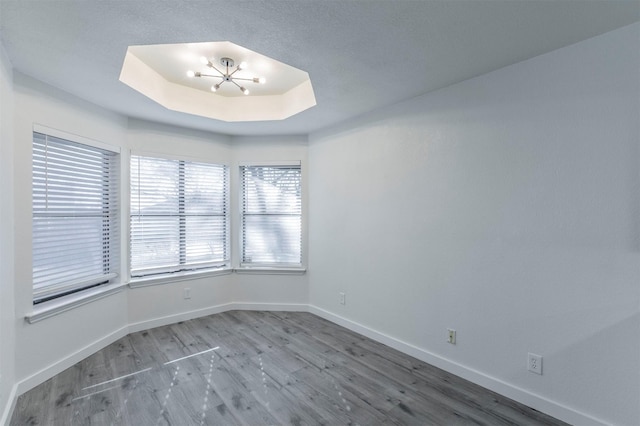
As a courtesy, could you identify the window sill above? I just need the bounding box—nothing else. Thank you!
[234,267,307,275]
[128,267,233,288]
[26,282,127,324]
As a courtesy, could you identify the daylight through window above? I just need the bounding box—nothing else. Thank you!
[130,155,229,278]
[240,164,302,267]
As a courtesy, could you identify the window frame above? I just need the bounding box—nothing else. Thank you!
[31,124,121,305]
[129,152,230,281]
[238,161,304,271]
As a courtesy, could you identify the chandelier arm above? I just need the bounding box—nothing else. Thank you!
[197,73,223,78]
[231,80,249,94]
[231,77,257,82]
[207,65,225,77]
[230,80,243,89]
[229,66,243,77]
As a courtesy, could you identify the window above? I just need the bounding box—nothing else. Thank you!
[240,164,302,267]
[130,155,229,278]
[32,131,120,304]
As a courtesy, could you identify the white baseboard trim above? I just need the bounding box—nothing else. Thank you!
[127,303,236,334]
[230,302,308,312]
[14,324,129,398]
[6,303,606,426]
[10,302,307,410]
[127,303,307,334]
[0,383,18,426]
[308,304,607,426]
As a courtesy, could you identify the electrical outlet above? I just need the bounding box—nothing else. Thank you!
[183,288,191,300]
[447,329,456,344]
[528,353,542,375]
[339,292,346,305]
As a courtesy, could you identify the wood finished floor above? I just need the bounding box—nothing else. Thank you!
[11,311,568,425]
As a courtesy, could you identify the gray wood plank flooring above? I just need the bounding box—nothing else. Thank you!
[11,311,569,425]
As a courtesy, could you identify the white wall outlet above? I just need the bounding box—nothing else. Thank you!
[339,292,346,305]
[447,329,456,344]
[183,288,191,300]
[528,352,542,375]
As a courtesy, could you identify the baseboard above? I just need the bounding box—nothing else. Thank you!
[6,303,607,426]
[10,302,307,409]
[127,302,307,334]
[230,302,308,312]
[127,303,236,333]
[14,324,129,399]
[308,305,608,426]
[0,383,18,426]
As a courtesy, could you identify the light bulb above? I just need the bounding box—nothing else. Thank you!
[211,84,219,92]
[200,56,208,65]
[239,61,248,70]
[258,77,266,84]
[241,87,249,95]
[186,70,195,77]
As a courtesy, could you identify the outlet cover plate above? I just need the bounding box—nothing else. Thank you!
[528,353,542,375]
[447,329,456,344]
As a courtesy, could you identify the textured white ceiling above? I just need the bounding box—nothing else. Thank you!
[1,0,638,136]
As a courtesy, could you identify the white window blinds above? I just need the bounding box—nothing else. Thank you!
[240,164,302,266]
[130,155,229,277]
[32,132,120,304]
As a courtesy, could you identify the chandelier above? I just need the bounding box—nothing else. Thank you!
[187,57,266,95]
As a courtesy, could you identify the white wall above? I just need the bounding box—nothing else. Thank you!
[0,43,17,424]
[308,23,640,426]
[12,73,131,388]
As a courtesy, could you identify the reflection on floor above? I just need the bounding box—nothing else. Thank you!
[11,311,568,425]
